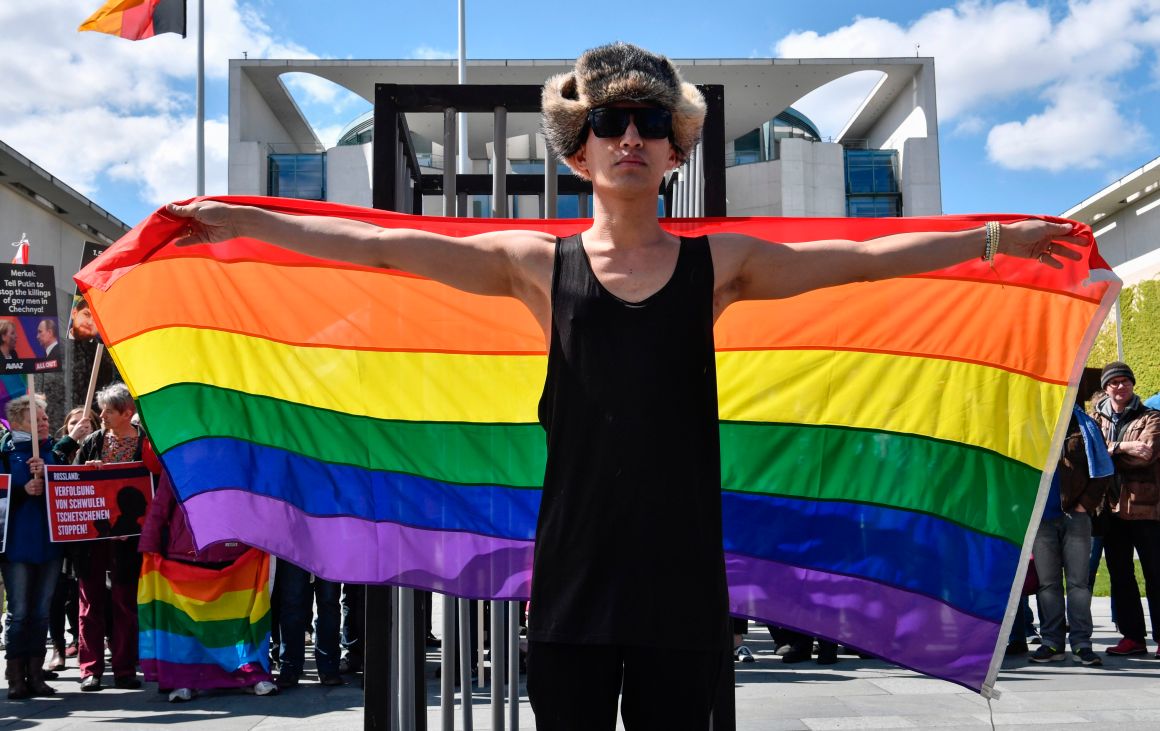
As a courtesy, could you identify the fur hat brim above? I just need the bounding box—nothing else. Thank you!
[541,43,706,178]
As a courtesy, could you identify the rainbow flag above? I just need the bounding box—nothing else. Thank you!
[138,547,272,689]
[79,196,1118,695]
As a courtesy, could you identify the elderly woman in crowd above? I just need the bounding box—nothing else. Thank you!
[72,383,145,691]
[1,394,62,699]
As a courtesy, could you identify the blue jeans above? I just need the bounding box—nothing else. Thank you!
[1033,512,1093,650]
[1008,595,1035,643]
[340,583,364,666]
[275,561,341,676]
[1,559,63,658]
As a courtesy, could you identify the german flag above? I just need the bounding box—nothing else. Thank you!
[78,0,186,40]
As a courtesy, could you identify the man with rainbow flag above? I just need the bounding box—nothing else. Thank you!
[165,42,1083,729]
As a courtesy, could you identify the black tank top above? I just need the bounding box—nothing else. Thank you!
[530,233,729,650]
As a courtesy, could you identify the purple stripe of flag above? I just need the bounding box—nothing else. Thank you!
[141,659,269,689]
[182,490,534,597]
[726,553,997,689]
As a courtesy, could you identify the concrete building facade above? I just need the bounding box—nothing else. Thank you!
[227,56,943,219]
[1062,155,1160,287]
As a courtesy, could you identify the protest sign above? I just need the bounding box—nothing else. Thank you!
[45,462,153,542]
[0,474,10,553]
[0,264,60,375]
[68,242,106,342]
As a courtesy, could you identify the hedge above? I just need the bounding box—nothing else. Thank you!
[1087,278,1160,401]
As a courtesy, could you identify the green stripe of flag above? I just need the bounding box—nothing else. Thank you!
[720,422,1039,545]
[141,383,548,488]
[138,600,271,648]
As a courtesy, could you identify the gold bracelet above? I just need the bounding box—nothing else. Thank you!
[982,221,1000,263]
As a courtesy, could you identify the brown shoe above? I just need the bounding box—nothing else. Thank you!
[6,657,31,700]
[26,653,57,696]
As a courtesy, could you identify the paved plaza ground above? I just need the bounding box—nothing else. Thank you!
[2,599,1159,729]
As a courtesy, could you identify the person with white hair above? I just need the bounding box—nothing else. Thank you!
[1,394,61,699]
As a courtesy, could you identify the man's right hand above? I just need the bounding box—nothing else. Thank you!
[168,201,247,246]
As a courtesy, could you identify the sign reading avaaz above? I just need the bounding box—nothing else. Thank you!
[0,264,61,374]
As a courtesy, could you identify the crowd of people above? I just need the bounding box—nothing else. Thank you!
[0,383,375,702]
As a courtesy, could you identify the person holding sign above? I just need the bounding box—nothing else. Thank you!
[71,383,145,692]
[0,394,62,699]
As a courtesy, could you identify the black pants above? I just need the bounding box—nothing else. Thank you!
[527,641,722,731]
[1104,515,1160,644]
[48,572,79,650]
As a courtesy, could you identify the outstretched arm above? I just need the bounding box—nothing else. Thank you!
[718,219,1086,303]
[167,200,552,300]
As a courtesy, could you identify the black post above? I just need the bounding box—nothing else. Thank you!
[373,85,401,212]
[363,586,393,730]
[413,592,428,731]
[699,84,726,217]
[366,84,402,731]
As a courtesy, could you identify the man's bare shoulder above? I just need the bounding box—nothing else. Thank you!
[499,229,557,255]
[706,231,771,250]
[706,231,775,276]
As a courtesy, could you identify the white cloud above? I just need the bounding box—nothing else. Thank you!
[0,0,315,215]
[282,72,365,108]
[986,82,1147,172]
[951,115,986,137]
[785,70,884,141]
[773,0,1160,171]
[313,123,348,150]
[411,46,455,60]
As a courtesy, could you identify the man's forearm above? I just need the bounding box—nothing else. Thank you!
[857,227,986,282]
[233,207,389,268]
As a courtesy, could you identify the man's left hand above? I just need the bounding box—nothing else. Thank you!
[998,220,1088,269]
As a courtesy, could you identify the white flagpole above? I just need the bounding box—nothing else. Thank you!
[457,0,469,179]
[196,0,205,196]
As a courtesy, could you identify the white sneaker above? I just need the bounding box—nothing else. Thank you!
[734,645,756,663]
[252,680,278,696]
[168,688,194,703]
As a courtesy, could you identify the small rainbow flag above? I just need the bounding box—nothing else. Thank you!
[80,196,1118,694]
[138,547,272,689]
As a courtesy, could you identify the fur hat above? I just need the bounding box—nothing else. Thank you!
[541,42,706,176]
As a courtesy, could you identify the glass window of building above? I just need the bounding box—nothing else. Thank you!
[727,108,821,167]
[843,149,901,217]
[267,153,327,201]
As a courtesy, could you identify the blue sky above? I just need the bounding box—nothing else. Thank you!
[2,0,1158,226]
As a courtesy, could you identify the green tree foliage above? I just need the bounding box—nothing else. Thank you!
[1087,279,1160,400]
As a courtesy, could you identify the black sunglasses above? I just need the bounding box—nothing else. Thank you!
[586,107,673,140]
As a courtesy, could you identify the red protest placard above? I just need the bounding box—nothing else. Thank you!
[45,463,154,542]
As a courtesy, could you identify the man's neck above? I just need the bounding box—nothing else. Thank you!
[585,192,669,250]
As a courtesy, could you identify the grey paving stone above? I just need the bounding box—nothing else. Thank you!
[801,715,916,729]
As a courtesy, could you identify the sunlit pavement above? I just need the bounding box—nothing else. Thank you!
[3,599,1160,729]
